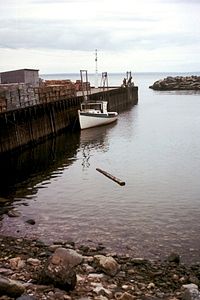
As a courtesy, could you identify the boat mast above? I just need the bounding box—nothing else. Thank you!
[95,49,98,88]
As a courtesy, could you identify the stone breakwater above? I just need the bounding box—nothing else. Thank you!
[0,236,200,300]
[149,76,200,90]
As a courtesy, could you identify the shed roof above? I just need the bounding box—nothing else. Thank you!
[0,68,39,74]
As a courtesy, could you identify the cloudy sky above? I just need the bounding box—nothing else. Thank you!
[0,0,200,74]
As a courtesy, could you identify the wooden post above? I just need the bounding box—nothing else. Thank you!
[96,168,125,186]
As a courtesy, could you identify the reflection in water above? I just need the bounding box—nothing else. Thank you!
[154,90,200,96]
[79,124,114,170]
[0,131,80,205]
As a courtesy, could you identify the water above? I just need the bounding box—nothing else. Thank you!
[1,72,200,263]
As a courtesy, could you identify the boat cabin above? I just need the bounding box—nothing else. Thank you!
[80,101,108,114]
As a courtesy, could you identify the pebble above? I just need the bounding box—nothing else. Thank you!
[7,209,21,218]
[9,257,25,270]
[26,219,36,225]
[27,258,41,266]
[147,282,155,289]
[0,235,200,300]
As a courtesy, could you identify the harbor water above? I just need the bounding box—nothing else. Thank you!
[1,72,200,263]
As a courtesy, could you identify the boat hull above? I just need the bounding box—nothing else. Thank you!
[78,111,118,130]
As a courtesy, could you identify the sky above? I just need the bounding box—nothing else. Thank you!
[0,0,200,74]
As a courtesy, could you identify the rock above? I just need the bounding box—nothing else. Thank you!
[173,274,179,281]
[182,283,200,300]
[119,292,135,300]
[63,296,72,300]
[7,209,21,218]
[51,248,83,267]
[167,252,180,264]
[94,255,119,276]
[27,258,41,266]
[122,284,129,290]
[0,197,9,204]
[82,263,95,273]
[0,275,25,297]
[189,275,199,285]
[26,219,35,225]
[149,76,200,91]
[180,276,188,284]
[42,247,83,291]
[118,271,126,278]
[142,296,160,300]
[83,255,94,263]
[9,257,25,270]
[147,282,155,289]
[48,244,62,252]
[92,282,112,297]
[87,273,105,280]
[0,268,14,276]
[131,258,148,265]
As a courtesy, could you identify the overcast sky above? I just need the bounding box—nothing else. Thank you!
[0,0,200,74]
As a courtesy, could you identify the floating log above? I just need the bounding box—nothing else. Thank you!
[96,168,125,186]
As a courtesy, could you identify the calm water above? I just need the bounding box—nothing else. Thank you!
[1,72,200,263]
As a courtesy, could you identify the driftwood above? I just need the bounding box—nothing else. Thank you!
[96,168,125,186]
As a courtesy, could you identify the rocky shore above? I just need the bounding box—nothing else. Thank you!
[149,76,200,90]
[0,235,200,300]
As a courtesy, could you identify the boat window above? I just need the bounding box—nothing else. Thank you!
[82,103,102,110]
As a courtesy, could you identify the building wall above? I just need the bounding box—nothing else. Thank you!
[1,70,25,84]
[0,69,39,86]
[24,69,39,86]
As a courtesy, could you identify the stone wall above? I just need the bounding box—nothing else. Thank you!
[0,82,76,112]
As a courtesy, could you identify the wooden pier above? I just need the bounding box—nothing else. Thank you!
[0,86,138,154]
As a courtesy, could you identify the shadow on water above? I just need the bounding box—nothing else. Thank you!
[0,103,131,222]
[0,131,81,216]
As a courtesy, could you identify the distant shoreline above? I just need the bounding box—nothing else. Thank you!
[40,71,200,76]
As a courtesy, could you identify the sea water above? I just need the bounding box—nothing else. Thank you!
[1,72,200,263]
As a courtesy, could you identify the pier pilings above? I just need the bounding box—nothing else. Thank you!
[0,86,138,154]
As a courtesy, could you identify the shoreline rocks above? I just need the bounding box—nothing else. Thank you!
[0,235,200,299]
[149,76,200,90]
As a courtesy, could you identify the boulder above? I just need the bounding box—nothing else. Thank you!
[42,247,83,291]
[0,275,25,297]
[182,283,200,300]
[94,255,119,276]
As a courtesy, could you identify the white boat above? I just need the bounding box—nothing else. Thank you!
[78,101,118,130]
